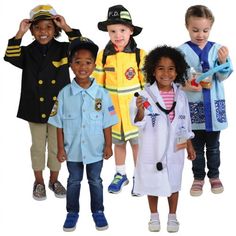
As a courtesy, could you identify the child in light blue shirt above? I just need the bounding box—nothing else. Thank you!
[48,37,118,232]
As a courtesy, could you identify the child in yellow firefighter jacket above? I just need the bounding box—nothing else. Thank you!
[93,5,146,194]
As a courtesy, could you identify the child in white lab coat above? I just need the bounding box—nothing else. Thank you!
[130,45,196,233]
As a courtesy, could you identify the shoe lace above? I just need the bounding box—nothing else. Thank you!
[168,219,179,226]
[34,184,45,195]
[149,219,160,225]
[111,175,123,185]
[53,181,65,193]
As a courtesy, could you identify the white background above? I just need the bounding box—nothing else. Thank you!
[0,0,235,235]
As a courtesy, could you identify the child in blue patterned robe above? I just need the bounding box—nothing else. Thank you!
[179,5,233,196]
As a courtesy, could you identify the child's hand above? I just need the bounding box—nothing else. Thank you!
[218,46,229,64]
[103,146,113,160]
[136,96,144,110]
[182,79,202,92]
[15,19,31,39]
[134,96,145,122]
[57,149,67,162]
[186,140,196,160]
[53,15,72,32]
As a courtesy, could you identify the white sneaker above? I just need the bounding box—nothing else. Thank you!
[167,219,179,233]
[148,219,161,232]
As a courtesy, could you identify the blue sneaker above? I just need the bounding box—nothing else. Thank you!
[108,173,129,193]
[92,211,108,231]
[63,212,79,232]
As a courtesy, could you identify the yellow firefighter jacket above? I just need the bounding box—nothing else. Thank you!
[93,38,146,140]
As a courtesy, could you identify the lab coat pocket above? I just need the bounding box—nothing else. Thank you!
[90,112,103,135]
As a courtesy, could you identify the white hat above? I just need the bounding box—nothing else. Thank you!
[30,5,57,22]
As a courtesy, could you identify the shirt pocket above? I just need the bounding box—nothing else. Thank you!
[89,112,103,135]
[62,113,80,135]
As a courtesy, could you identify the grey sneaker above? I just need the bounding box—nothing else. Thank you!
[33,182,46,201]
[167,219,179,233]
[148,219,161,232]
[49,181,66,198]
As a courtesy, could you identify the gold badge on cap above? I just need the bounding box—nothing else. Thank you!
[95,99,102,111]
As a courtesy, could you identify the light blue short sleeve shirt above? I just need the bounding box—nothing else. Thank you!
[48,78,118,164]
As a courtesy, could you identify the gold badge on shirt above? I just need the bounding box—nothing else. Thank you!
[95,98,102,111]
[50,100,58,116]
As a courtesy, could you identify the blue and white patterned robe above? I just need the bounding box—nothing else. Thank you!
[179,41,233,131]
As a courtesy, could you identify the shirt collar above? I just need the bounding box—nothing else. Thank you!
[71,78,98,99]
[149,82,178,99]
[34,39,54,55]
[103,37,138,56]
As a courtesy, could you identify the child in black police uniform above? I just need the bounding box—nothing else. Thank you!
[4,5,81,200]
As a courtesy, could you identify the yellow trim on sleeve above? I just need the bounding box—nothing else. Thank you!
[5,53,21,57]
[6,49,21,53]
[7,45,20,49]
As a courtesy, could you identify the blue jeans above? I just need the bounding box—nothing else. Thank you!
[66,160,104,213]
[191,130,221,180]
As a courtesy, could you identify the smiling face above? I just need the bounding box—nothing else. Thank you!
[31,19,55,45]
[154,57,177,91]
[70,49,96,86]
[107,24,133,51]
[186,16,212,49]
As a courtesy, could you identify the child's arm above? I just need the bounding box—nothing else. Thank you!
[103,126,113,160]
[218,46,229,65]
[92,50,106,87]
[138,49,146,89]
[57,128,67,162]
[53,14,82,40]
[186,140,196,160]
[4,19,30,68]
[53,14,72,33]
[15,19,31,39]
[215,45,233,82]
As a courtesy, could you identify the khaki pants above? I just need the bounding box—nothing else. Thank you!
[29,122,61,171]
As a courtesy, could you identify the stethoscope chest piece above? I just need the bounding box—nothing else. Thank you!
[156,162,163,171]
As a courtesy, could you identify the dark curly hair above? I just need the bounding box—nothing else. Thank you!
[143,45,189,86]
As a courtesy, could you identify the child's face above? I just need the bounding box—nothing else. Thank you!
[70,49,96,83]
[107,24,133,51]
[154,57,177,91]
[186,16,212,49]
[31,20,55,45]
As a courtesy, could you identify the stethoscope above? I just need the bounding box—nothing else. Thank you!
[155,100,176,115]
[145,84,179,171]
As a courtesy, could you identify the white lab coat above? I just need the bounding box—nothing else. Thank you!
[130,82,194,197]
